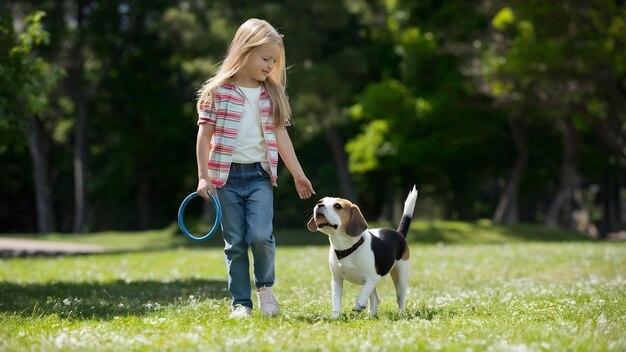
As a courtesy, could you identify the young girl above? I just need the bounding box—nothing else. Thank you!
[195,18,315,318]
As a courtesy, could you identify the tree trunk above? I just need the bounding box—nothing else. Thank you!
[28,116,56,233]
[70,0,88,233]
[545,117,580,228]
[586,78,624,237]
[324,126,357,201]
[493,116,528,224]
[135,162,151,230]
[600,159,623,238]
[72,99,87,233]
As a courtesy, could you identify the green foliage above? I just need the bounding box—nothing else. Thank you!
[481,1,626,227]
[492,7,515,30]
[486,1,626,114]
[1,1,624,232]
[346,120,390,173]
[347,79,418,174]
[0,11,63,153]
[344,2,512,219]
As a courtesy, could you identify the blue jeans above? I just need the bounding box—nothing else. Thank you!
[217,162,275,308]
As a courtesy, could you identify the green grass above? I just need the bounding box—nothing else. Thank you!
[6,219,591,251]
[1,222,625,351]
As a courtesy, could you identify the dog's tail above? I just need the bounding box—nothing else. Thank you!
[397,185,418,238]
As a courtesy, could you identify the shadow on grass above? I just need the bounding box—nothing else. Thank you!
[0,278,228,320]
[0,226,328,258]
[173,227,328,248]
[289,303,456,323]
[408,220,594,244]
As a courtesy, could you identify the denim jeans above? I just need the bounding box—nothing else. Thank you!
[217,162,275,308]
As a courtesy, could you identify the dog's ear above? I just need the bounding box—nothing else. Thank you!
[306,217,318,232]
[346,204,368,237]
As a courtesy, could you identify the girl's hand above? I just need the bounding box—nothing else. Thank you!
[294,176,315,200]
[197,178,216,200]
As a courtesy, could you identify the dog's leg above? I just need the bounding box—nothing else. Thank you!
[369,288,379,316]
[354,277,381,312]
[390,260,409,315]
[331,276,343,318]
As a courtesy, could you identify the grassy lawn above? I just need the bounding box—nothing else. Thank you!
[1,222,625,351]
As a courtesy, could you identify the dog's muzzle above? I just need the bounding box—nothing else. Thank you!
[313,210,338,229]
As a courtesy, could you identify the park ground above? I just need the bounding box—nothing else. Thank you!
[1,221,625,351]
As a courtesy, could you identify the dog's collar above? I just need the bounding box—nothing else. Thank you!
[334,236,365,260]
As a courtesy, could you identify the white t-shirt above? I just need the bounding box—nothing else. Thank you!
[232,85,269,169]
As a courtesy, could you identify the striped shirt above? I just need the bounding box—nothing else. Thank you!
[197,82,284,187]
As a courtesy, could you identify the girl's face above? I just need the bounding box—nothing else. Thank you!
[237,43,280,87]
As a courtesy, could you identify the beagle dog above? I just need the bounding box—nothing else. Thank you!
[307,186,418,318]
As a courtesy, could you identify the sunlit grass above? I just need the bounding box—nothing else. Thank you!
[0,225,624,351]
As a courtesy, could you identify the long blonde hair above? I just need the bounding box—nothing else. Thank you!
[196,18,291,129]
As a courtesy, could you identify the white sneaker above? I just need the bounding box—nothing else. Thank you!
[229,304,252,318]
[257,286,280,317]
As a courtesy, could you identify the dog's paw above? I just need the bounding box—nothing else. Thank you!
[331,311,341,319]
[353,303,367,312]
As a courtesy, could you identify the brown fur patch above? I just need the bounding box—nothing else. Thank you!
[390,265,399,284]
[336,200,367,237]
[336,199,354,231]
[401,245,410,260]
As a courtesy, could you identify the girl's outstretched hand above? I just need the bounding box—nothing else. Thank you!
[294,176,315,200]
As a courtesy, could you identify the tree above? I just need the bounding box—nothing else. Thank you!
[0,10,63,232]
[345,0,509,220]
[483,1,626,234]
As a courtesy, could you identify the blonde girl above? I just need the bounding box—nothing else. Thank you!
[195,18,315,318]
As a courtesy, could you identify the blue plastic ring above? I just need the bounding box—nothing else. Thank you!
[177,191,222,242]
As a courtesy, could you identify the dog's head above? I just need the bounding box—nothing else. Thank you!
[307,197,368,237]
